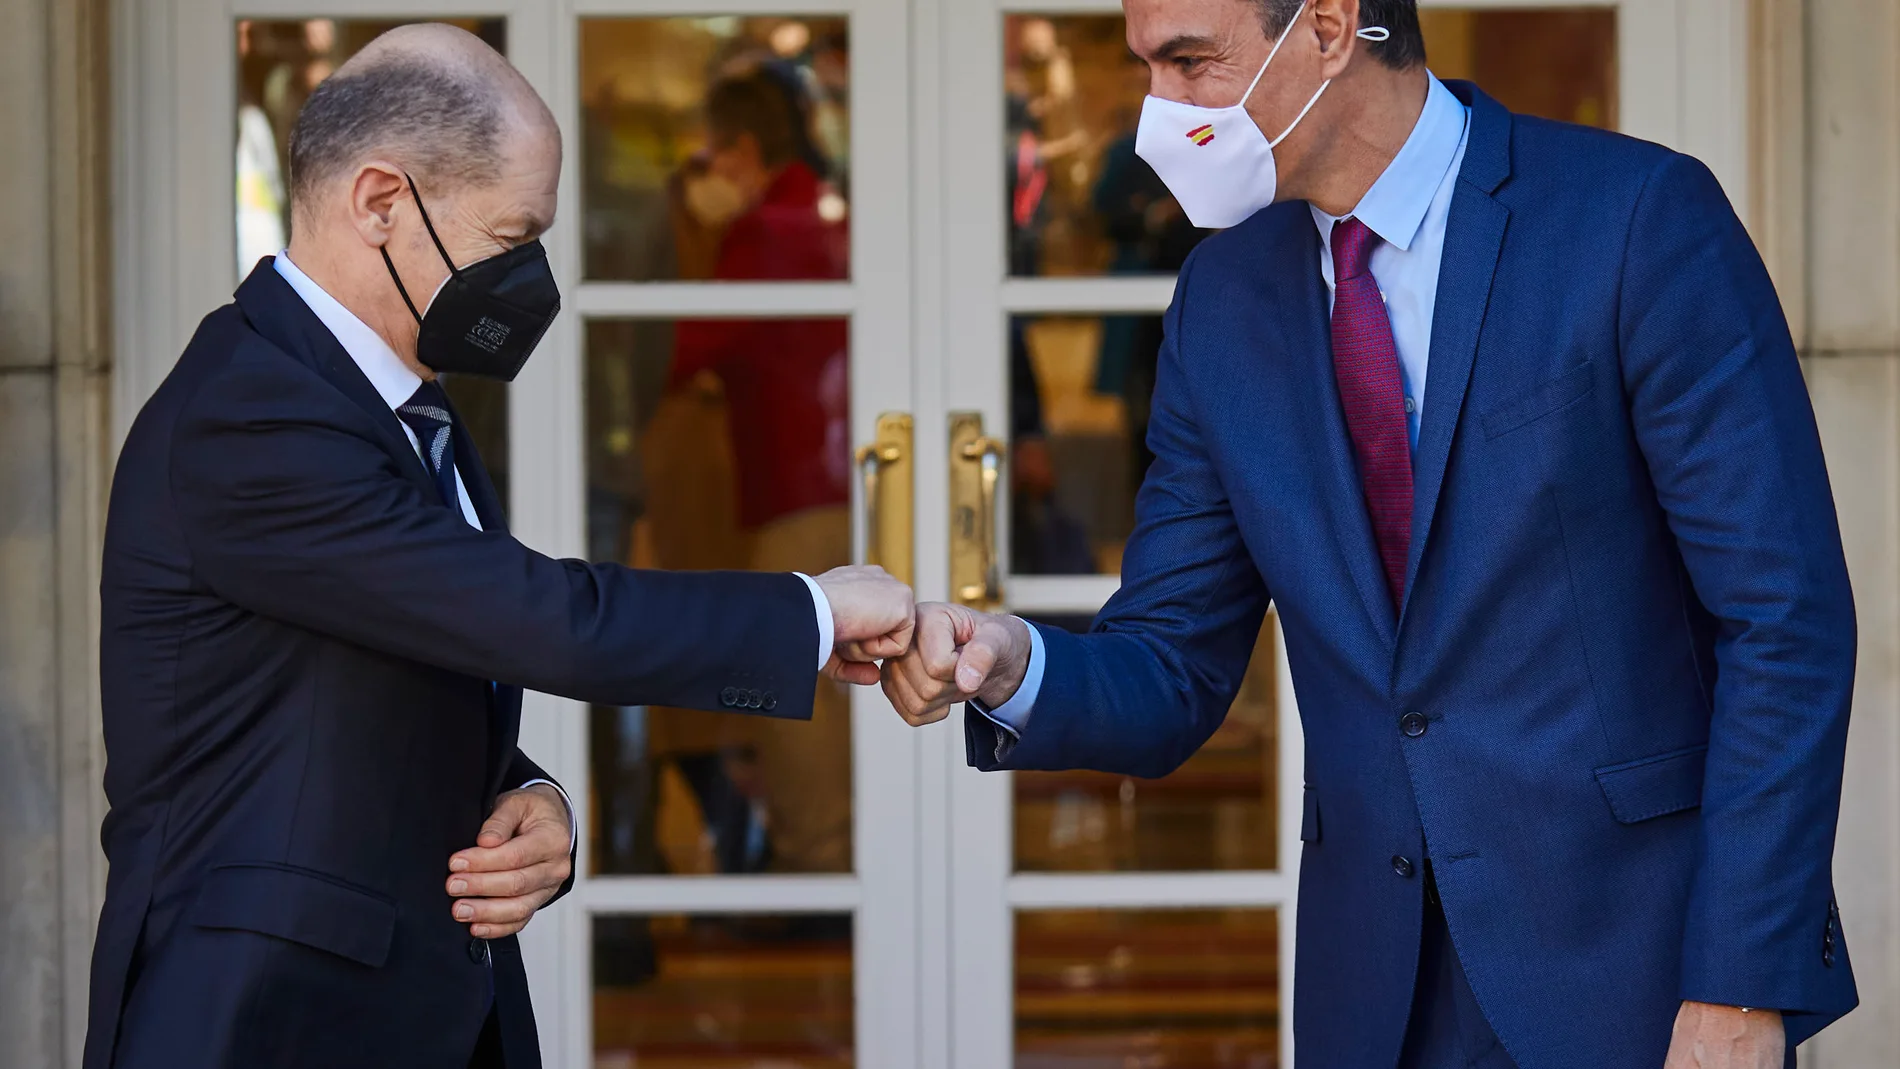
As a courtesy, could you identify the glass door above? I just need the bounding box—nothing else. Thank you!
[540,5,918,1069]
[930,3,1702,1067]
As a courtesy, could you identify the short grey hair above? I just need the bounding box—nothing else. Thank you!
[287,58,503,213]
[1252,0,1427,70]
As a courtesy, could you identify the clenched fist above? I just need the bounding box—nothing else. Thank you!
[880,602,1033,725]
[814,565,916,684]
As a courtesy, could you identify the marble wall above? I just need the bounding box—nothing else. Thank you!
[1787,1,1900,1063]
[0,0,111,1064]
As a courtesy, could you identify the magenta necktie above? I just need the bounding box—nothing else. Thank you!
[1330,217,1413,611]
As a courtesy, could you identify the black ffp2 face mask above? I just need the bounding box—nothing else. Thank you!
[380,174,561,382]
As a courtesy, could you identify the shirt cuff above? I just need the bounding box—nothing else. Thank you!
[967,619,1045,738]
[519,778,578,855]
[795,573,834,671]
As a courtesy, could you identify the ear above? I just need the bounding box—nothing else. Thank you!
[1311,0,1364,80]
[348,162,409,250]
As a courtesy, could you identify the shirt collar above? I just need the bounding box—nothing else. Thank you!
[1310,74,1468,251]
[272,252,421,412]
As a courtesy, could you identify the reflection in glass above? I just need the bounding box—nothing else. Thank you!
[1017,909,1279,1068]
[1009,314,1156,578]
[580,17,851,281]
[586,318,852,878]
[1004,15,1210,277]
[234,18,511,516]
[595,913,853,1069]
[1419,9,1617,128]
[1014,616,1277,873]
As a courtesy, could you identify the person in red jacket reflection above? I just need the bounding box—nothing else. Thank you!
[671,67,854,880]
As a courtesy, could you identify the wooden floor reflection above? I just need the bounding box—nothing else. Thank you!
[593,910,1277,1069]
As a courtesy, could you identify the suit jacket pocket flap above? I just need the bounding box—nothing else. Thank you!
[1481,362,1594,439]
[189,862,397,967]
[1593,744,1707,824]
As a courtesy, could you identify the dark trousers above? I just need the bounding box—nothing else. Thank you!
[1398,873,1518,1069]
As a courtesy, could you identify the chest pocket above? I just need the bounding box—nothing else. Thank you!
[1481,361,1595,440]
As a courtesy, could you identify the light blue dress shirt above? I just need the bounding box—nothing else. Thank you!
[981,75,1471,736]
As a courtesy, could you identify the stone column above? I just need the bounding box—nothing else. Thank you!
[1756,1,1900,1064]
[0,0,112,1066]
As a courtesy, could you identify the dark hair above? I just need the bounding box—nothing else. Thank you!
[287,59,503,212]
[705,70,805,171]
[1255,0,1425,70]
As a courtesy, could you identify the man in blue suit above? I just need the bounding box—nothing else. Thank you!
[89,25,913,1069]
[884,1,1857,1065]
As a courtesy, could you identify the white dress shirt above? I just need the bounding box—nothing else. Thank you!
[272,253,837,848]
[982,75,1470,736]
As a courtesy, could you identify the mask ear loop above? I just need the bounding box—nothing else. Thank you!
[378,172,462,326]
[1267,25,1390,148]
[1236,0,1311,108]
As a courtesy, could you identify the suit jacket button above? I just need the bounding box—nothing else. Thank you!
[1400,712,1428,738]
[468,937,489,963]
[763,692,778,711]
[1391,856,1415,878]
[748,689,764,709]
[720,687,737,706]
[1823,947,1836,968]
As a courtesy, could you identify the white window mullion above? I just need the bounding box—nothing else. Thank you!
[574,281,858,318]
[1007,871,1296,910]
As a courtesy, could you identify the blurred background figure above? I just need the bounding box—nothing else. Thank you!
[668,68,852,883]
[233,20,286,277]
[572,22,861,1019]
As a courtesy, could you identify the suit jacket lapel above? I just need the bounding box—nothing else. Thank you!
[1263,221,1400,648]
[1402,83,1513,628]
[429,387,524,792]
[234,261,445,508]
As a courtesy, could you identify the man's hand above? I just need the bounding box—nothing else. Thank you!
[815,565,916,684]
[881,602,1033,726]
[446,783,573,939]
[1663,1002,1785,1069]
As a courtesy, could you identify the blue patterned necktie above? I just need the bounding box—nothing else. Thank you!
[395,380,465,521]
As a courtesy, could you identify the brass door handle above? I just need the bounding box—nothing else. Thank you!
[855,413,914,586]
[950,412,1006,609]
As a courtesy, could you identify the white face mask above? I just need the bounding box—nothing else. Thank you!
[1135,6,1390,229]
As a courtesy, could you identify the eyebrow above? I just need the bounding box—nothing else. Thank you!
[1147,34,1221,61]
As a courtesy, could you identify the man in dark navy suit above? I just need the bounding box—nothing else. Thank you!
[885,2,1857,1067]
[87,25,912,1069]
